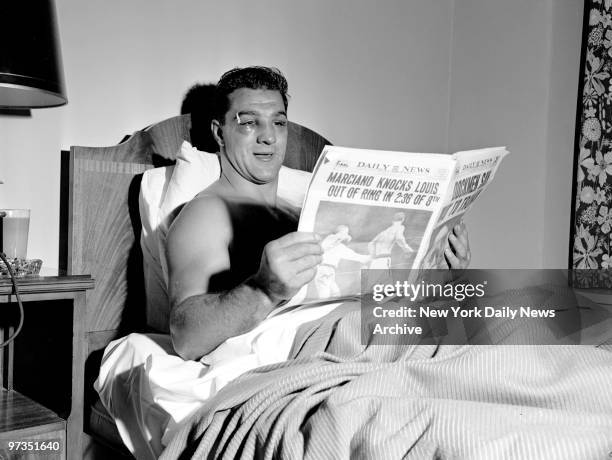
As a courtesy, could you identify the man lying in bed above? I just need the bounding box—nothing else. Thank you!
[166,66,470,361]
[96,66,471,459]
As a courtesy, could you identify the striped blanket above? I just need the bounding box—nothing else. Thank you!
[160,301,612,459]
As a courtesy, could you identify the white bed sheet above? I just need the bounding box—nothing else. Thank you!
[95,302,341,460]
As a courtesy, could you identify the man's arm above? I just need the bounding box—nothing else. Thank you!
[166,196,322,360]
[337,245,371,264]
[394,225,414,252]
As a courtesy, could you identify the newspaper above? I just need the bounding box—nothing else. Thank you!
[285,145,509,307]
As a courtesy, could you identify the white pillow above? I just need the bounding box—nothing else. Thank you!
[139,141,312,332]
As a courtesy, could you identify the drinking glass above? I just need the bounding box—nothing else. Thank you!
[0,209,30,259]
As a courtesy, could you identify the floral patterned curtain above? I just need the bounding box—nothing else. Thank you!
[571,0,612,287]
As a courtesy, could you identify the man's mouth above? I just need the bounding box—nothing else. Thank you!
[253,152,275,161]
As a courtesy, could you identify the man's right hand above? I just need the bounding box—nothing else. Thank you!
[250,232,323,305]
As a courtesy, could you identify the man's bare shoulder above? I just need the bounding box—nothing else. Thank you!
[186,191,226,213]
[168,191,231,245]
[165,188,236,308]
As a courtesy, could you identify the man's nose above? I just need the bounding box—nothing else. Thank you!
[257,123,276,145]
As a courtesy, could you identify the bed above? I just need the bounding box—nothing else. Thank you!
[60,113,329,458]
[61,114,612,459]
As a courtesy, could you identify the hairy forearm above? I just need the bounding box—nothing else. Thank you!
[169,278,275,361]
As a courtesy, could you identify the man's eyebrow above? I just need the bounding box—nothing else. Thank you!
[235,110,287,117]
[236,110,258,117]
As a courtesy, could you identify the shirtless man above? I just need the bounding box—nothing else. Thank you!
[314,225,371,298]
[166,66,471,361]
[166,67,323,360]
[97,67,471,458]
[368,212,414,269]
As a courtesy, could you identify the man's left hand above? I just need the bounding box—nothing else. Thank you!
[444,221,471,270]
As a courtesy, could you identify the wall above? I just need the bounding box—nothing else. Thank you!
[0,0,453,269]
[542,0,584,268]
[447,0,583,268]
[0,0,584,271]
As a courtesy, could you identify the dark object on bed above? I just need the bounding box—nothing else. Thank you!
[59,113,330,458]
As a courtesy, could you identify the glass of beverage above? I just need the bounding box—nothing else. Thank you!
[0,209,30,259]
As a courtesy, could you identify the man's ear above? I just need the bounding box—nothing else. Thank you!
[211,119,224,149]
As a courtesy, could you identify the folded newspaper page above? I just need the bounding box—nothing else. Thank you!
[286,145,509,307]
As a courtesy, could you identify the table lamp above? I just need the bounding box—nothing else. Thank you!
[0,0,67,279]
[0,0,67,109]
[0,0,67,346]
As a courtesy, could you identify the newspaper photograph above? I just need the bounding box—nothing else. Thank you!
[292,145,509,305]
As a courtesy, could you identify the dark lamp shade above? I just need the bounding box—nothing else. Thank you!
[0,0,67,108]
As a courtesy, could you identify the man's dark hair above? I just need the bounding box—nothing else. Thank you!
[213,66,289,124]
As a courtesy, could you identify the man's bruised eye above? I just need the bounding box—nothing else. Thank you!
[274,119,288,127]
[236,118,257,132]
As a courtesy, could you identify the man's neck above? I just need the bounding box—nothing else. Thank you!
[217,157,279,206]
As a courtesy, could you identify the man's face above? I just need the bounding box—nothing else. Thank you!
[216,88,288,185]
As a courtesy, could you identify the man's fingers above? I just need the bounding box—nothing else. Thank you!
[293,266,318,286]
[454,223,470,246]
[452,222,470,250]
[275,241,323,261]
[448,233,467,259]
[444,246,460,268]
[292,254,322,273]
[447,223,471,269]
[273,231,320,247]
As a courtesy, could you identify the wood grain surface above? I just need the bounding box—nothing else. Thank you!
[0,389,66,459]
[0,389,65,432]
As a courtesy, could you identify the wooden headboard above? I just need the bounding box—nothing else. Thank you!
[59,114,330,354]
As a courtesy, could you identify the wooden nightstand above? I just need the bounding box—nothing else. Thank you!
[0,390,66,459]
[0,273,94,460]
